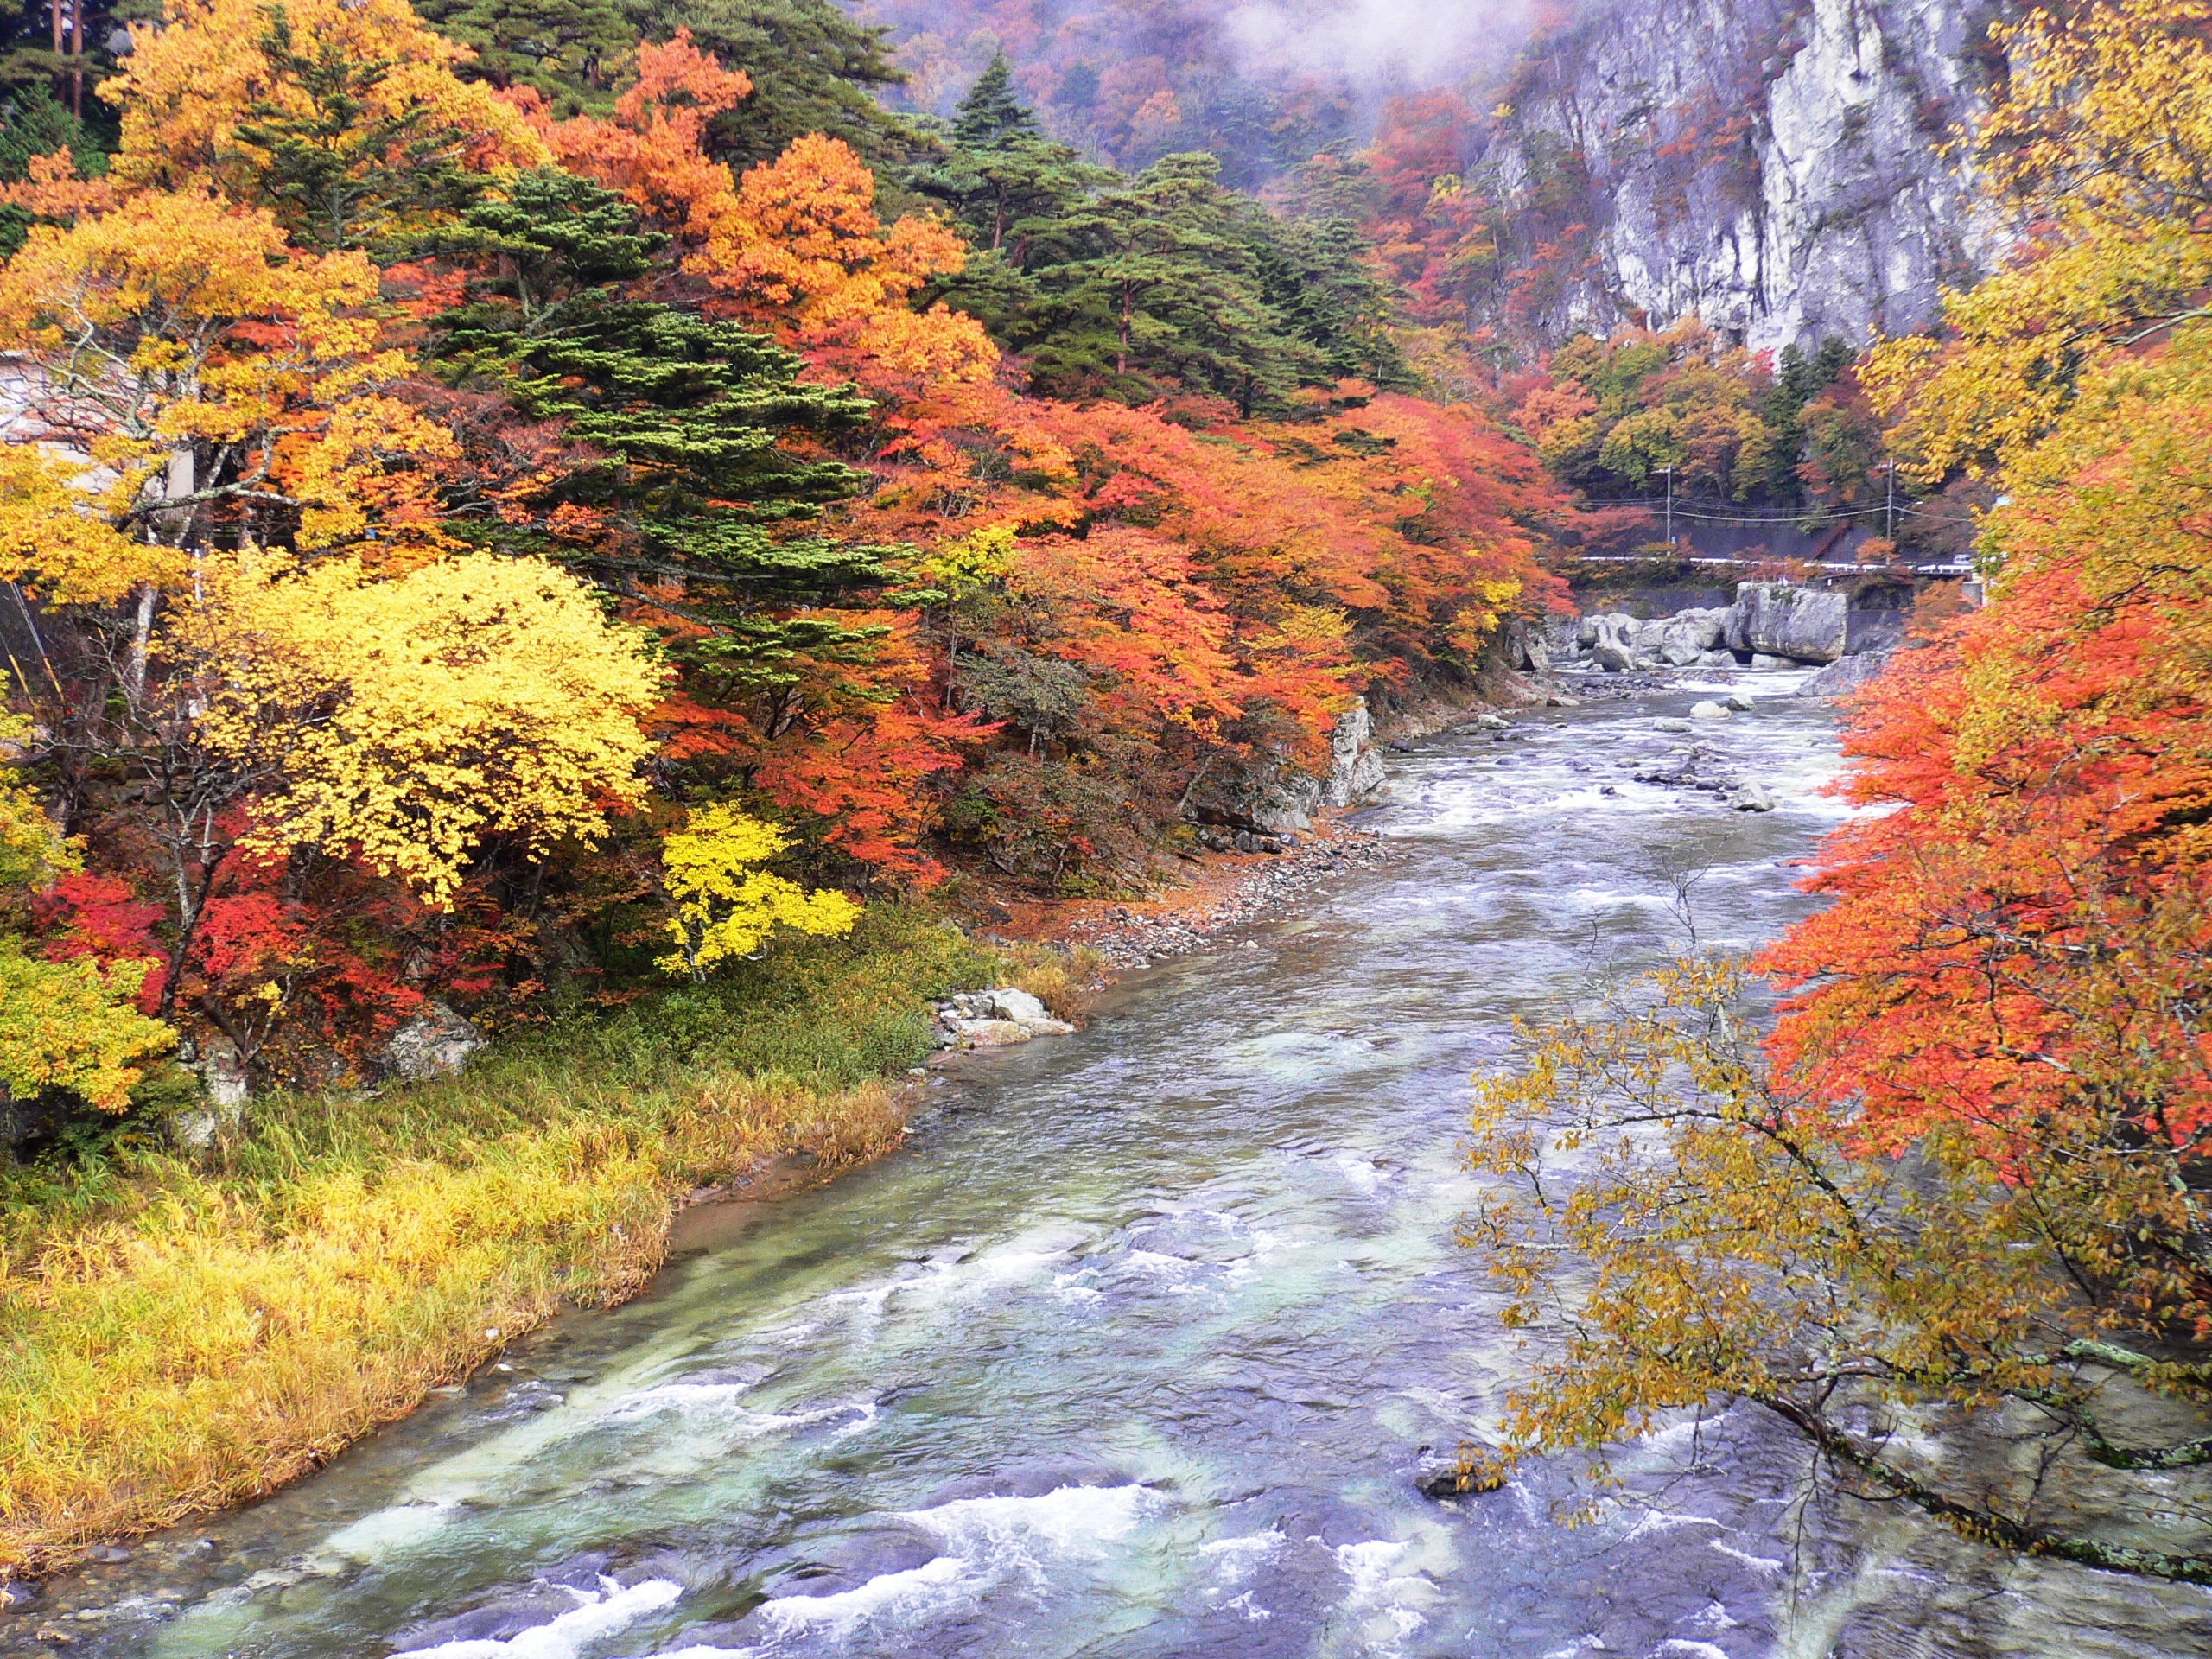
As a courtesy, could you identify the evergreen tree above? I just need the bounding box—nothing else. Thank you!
[415,0,632,111]
[434,168,891,691]
[1026,151,1320,413]
[0,81,95,258]
[638,0,922,168]
[912,50,1111,260]
[950,51,1033,147]
[1238,206,1410,390]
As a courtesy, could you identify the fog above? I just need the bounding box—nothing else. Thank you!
[1222,0,1539,90]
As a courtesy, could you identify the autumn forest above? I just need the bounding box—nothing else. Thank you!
[0,0,2207,1640]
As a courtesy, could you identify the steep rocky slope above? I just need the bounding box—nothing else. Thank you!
[1483,0,2009,349]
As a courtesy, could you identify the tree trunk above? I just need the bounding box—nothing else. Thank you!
[122,585,156,703]
[1117,282,1131,377]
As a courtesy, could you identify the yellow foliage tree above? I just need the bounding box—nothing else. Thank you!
[177,551,662,906]
[656,804,859,981]
[99,0,547,245]
[0,190,454,596]
[1863,0,2212,484]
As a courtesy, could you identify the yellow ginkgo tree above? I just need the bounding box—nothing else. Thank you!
[656,804,859,982]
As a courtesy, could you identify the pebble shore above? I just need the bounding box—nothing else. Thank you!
[1052,825,1396,969]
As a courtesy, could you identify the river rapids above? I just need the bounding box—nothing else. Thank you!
[20,674,2211,1658]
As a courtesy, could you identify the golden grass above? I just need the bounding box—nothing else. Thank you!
[0,907,1036,1573]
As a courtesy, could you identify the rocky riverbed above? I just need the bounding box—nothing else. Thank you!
[1046,823,1395,970]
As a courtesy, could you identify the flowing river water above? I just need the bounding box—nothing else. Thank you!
[22,675,2212,1658]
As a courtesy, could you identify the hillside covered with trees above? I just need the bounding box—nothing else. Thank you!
[0,0,2206,1621]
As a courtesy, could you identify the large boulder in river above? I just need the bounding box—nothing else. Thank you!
[1799,648,1894,699]
[1583,613,1645,672]
[936,988,1076,1047]
[1635,607,1730,666]
[1724,582,1849,664]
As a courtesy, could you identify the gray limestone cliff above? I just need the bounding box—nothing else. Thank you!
[1483,0,2011,352]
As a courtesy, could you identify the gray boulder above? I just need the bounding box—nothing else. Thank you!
[1799,650,1893,699]
[384,1001,486,1082]
[1582,613,1647,673]
[936,987,1076,1048]
[1688,701,1732,721]
[1729,783,1778,812]
[1725,582,1849,664]
[1637,607,1730,667]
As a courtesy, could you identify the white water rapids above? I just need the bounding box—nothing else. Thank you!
[20,671,2211,1657]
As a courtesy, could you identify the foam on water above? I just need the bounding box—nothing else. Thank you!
[899,1482,1159,1567]
[753,1554,969,1636]
[390,1578,682,1659]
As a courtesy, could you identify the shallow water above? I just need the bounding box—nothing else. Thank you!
[21,675,2212,1658]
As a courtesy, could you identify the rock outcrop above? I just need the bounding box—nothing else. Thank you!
[934,988,1077,1048]
[382,1001,487,1082]
[1194,695,1386,833]
[1800,647,1896,697]
[1556,582,1859,671]
[1483,0,2006,353]
[1725,582,1850,664]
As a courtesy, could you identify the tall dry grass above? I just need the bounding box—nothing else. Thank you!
[0,907,1046,1572]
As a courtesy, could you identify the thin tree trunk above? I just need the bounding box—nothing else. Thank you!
[122,584,155,703]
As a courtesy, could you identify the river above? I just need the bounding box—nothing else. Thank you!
[22,675,2211,1658]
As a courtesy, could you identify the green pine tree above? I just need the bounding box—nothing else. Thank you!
[230,5,486,251]
[433,168,893,693]
[912,51,1112,259]
[949,51,1033,147]
[414,0,633,112]
[1025,151,1319,413]
[1237,206,1411,390]
[0,81,98,258]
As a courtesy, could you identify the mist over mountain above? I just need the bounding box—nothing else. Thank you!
[854,0,1541,184]
[857,0,2005,351]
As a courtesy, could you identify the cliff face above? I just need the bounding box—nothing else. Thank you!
[1484,0,2011,351]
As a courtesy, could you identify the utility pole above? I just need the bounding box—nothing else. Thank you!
[1660,463,1674,548]
[1884,457,1897,544]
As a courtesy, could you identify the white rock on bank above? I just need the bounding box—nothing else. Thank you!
[936,987,1077,1048]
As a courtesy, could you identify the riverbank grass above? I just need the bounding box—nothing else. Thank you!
[0,909,1071,1573]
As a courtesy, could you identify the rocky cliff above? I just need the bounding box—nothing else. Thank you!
[1483,0,2010,352]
